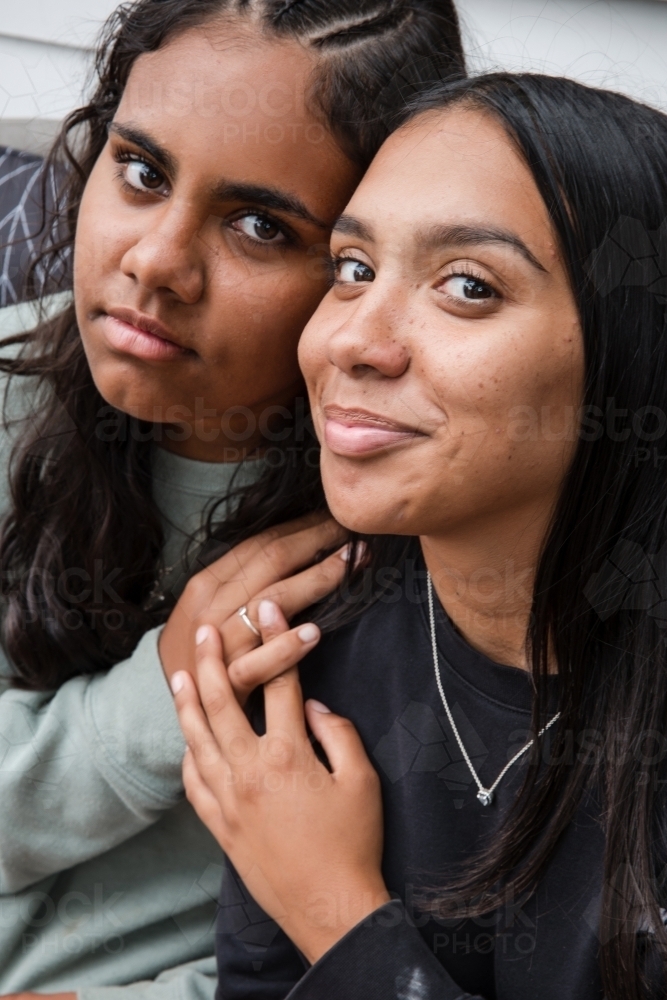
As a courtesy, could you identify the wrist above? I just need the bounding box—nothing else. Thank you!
[285,876,391,965]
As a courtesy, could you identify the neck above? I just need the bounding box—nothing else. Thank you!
[421,499,554,671]
[157,436,261,463]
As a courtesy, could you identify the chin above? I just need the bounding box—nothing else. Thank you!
[94,383,156,423]
[320,454,414,536]
[323,484,408,537]
[88,361,159,420]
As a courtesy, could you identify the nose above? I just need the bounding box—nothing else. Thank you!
[120,201,206,303]
[326,283,410,380]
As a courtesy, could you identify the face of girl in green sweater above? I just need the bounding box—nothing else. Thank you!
[73,21,360,464]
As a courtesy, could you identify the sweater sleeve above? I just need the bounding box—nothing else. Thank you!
[0,626,187,893]
[284,901,478,1000]
[78,955,218,1000]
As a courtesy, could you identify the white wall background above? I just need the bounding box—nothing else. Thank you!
[1,0,667,153]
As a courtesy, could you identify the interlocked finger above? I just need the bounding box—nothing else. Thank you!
[179,518,346,628]
[198,512,330,588]
[193,626,257,768]
[228,611,321,705]
[201,516,345,601]
[171,663,229,777]
[220,544,349,667]
[263,666,308,745]
[255,545,351,621]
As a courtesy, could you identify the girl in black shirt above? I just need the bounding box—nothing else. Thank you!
[172,74,667,1000]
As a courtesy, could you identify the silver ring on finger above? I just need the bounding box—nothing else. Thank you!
[237,605,261,639]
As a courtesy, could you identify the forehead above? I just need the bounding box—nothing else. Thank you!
[120,24,316,121]
[344,107,555,252]
[114,25,356,218]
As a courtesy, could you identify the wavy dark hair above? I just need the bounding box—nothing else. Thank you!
[0,0,464,691]
[391,74,667,1000]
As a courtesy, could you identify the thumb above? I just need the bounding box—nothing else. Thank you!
[305,699,369,776]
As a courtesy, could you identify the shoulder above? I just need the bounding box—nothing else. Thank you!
[0,291,72,341]
[0,291,72,413]
[0,293,73,507]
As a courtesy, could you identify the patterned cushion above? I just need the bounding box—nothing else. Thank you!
[0,146,70,307]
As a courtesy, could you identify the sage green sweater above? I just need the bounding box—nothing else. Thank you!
[0,298,262,1000]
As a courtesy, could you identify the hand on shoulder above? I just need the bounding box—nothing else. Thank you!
[159,514,348,702]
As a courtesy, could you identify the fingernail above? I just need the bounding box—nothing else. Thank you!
[195,625,210,645]
[258,600,278,628]
[308,699,331,713]
[297,623,320,643]
[170,672,186,695]
[339,541,367,565]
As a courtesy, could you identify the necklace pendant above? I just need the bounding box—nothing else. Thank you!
[477,788,494,807]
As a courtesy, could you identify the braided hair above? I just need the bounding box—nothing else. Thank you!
[265,0,465,162]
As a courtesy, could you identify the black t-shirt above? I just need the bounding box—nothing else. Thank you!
[214,556,617,999]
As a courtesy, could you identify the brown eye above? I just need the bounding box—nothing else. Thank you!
[124,159,168,194]
[336,259,375,283]
[234,214,286,244]
[441,275,497,301]
[253,217,280,240]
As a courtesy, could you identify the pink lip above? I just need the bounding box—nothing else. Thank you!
[101,309,190,362]
[323,407,423,457]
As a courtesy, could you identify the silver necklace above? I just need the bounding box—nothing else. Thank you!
[427,572,560,806]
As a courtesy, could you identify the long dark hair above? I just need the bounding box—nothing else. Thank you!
[0,0,464,691]
[393,74,667,1000]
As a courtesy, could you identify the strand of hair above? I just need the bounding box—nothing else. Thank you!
[309,4,411,49]
[272,0,306,23]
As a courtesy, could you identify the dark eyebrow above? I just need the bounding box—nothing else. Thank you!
[332,214,375,242]
[109,124,328,230]
[109,122,177,176]
[418,224,548,273]
[212,182,330,230]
